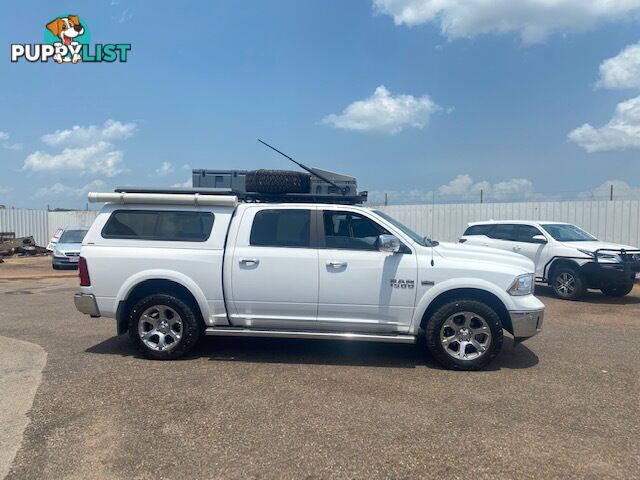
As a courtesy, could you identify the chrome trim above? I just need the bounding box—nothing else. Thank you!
[74,293,100,317]
[205,327,416,344]
[509,308,544,339]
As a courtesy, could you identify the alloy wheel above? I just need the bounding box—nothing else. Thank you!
[138,305,184,352]
[439,311,492,361]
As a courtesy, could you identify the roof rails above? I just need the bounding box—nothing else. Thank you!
[109,187,368,205]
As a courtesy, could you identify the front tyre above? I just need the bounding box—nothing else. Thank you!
[425,299,503,371]
[128,294,202,360]
[551,266,586,300]
[601,281,634,297]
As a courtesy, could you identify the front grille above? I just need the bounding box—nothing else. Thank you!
[65,252,80,257]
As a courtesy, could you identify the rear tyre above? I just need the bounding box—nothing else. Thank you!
[601,281,634,297]
[551,266,586,301]
[245,169,311,194]
[128,294,202,360]
[424,299,503,371]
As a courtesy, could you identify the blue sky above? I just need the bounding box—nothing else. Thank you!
[2,0,640,208]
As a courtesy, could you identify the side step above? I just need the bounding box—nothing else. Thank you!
[205,327,416,344]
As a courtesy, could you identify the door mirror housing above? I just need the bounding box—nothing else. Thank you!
[378,234,401,253]
[531,234,547,244]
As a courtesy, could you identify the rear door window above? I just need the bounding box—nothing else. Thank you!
[487,224,518,241]
[102,210,214,241]
[249,209,311,248]
[516,225,544,243]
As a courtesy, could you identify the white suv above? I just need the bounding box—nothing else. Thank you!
[460,221,640,300]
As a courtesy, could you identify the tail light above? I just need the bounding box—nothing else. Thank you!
[458,238,467,243]
[79,256,91,286]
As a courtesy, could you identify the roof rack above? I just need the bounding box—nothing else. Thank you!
[111,187,368,205]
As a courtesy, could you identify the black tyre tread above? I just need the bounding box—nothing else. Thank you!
[128,294,202,360]
[601,281,634,297]
[424,299,503,371]
[245,169,311,194]
[552,266,586,301]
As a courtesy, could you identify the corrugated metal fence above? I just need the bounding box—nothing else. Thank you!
[1,199,639,247]
[378,200,640,246]
[0,209,99,246]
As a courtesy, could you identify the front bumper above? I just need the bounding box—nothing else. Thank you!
[581,261,640,288]
[74,293,101,317]
[53,256,79,269]
[509,308,544,342]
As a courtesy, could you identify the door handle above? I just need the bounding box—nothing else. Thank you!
[326,261,347,268]
[513,246,521,252]
[240,258,259,266]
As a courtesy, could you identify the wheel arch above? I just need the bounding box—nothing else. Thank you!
[116,276,207,335]
[545,258,582,284]
[418,288,513,335]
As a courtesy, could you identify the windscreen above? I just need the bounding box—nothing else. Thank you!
[541,224,596,242]
[59,229,88,243]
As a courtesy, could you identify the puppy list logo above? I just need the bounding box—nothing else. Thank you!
[11,15,131,64]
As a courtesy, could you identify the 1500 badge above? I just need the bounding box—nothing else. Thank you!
[390,279,415,289]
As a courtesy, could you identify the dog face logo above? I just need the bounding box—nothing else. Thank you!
[10,15,131,64]
[45,15,86,63]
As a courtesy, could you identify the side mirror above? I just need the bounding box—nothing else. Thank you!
[378,234,401,253]
[532,234,547,244]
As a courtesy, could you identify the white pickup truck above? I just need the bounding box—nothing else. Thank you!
[74,190,544,370]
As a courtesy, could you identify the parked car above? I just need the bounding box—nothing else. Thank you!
[52,227,88,270]
[74,188,544,371]
[459,221,640,300]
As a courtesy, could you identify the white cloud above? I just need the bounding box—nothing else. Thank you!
[36,180,106,198]
[579,179,640,200]
[368,174,537,204]
[436,174,535,201]
[323,85,441,134]
[3,143,23,151]
[568,95,640,152]
[156,161,175,176]
[373,0,640,44]
[0,186,11,194]
[171,178,192,188]
[597,41,640,89]
[41,119,136,147]
[0,132,9,141]
[24,119,136,177]
[24,142,125,177]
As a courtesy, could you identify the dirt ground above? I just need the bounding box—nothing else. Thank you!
[0,258,638,479]
[0,256,77,280]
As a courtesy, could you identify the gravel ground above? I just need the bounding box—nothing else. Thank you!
[0,273,638,480]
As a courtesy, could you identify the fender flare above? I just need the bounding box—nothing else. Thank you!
[410,278,515,334]
[115,269,211,323]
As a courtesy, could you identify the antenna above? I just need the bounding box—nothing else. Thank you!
[257,139,347,195]
[430,191,435,267]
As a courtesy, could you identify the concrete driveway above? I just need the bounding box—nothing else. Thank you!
[0,273,638,479]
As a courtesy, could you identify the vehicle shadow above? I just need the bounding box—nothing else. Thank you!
[86,334,539,370]
[535,284,640,305]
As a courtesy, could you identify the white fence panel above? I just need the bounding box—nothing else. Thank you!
[47,211,99,242]
[377,200,640,246]
[0,209,99,246]
[0,209,49,246]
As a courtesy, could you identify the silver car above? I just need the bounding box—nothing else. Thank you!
[52,228,88,270]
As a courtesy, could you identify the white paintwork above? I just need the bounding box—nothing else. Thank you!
[226,205,319,328]
[460,220,640,280]
[79,197,545,340]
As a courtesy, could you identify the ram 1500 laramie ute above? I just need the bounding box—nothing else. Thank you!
[74,190,544,370]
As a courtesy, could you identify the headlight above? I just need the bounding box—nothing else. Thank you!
[53,249,65,258]
[578,249,621,263]
[508,273,535,296]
